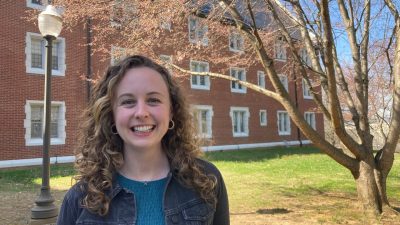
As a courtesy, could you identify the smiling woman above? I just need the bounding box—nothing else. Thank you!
[56,55,230,225]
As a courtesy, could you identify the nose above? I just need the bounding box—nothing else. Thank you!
[135,100,149,119]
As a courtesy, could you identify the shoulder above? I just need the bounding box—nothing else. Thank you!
[57,182,87,224]
[62,181,87,204]
[195,158,223,178]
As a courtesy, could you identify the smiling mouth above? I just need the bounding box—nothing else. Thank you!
[131,125,155,132]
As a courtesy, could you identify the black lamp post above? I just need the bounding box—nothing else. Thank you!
[31,5,63,221]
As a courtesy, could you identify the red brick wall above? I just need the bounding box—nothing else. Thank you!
[0,1,323,161]
[0,1,88,160]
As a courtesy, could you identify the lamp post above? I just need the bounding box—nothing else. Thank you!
[31,5,63,221]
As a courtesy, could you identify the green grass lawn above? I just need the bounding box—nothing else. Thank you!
[205,146,400,208]
[0,146,399,224]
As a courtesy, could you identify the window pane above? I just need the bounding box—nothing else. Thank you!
[200,75,205,85]
[32,0,42,5]
[31,105,60,139]
[189,18,197,40]
[192,75,198,85]
[239,111,244,132]
[31,39,43,69]
[31,106,43,138]
[50,122,58,137]
[238,71,243,89]
[201,110,207,134]
[231,70,236,88]
[233,111,238,132]
[52,42,59,70]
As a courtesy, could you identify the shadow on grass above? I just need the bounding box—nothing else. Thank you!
[205,146,323,162]
[231,208,292,215]
[0,163,75,192]
[256,208,292,214]
[393,206,400,213]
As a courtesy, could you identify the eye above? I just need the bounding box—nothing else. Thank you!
[148,98,161,105]
[120,99,136,106]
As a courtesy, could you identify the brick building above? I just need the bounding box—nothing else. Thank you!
[0,0,323,168]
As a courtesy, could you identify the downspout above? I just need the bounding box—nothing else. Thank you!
[292,65,303,147]
[86,17,92,102]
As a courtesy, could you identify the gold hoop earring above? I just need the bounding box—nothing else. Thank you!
[168,120,175,130]
[111,124,118,134]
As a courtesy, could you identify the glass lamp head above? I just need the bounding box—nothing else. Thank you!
[38,5,63,38]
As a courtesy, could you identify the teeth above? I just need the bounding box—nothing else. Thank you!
[133,126,153,132]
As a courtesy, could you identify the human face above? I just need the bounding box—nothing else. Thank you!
[113,67,172,153]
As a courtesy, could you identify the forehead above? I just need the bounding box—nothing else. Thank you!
[115,67,169,95]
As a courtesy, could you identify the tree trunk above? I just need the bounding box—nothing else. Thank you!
[374,168,390,206]
[355,160,382,216]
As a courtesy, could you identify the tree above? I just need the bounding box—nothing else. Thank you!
[53,0,400,216]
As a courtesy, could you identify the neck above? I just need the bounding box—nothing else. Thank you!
[119,146,170,182]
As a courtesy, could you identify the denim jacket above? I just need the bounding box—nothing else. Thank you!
[57,159,229,225]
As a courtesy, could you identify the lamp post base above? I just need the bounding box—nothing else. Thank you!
[31,204,58,219]
[30,216,58,225]
[31,187,58,219]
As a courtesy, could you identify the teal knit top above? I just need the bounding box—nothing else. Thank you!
[117,173,168,225]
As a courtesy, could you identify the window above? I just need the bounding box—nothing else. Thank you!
[190,60,210,90]
[160,21,172,30]
[24,100,66,146]
[192,105,213,138]
[275,37,287,61]
[230,107,250,137]
[257,71,266,88]
[230,67,246,93]
[27,0,51,9]
[160,54,173,73]
[277,111,290,135]
[111,46,127,65]
[278,74,288,91]
[110,0,137,28]
[160,15,172,30]
[229,32,244,52]
[260,110,267,126]
[305,112,316,130]
[302,78,313,99]
[26,33,66,76]
[300,48,311,66]
[188,16,208,45]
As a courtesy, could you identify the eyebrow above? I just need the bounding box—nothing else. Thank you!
[117,92,165,99]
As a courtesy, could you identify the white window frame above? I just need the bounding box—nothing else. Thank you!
[160,54,173,73]
[260,110,267,126]
[188,16,208,46]
[111,46,127,65]
[192,105,213,138]
[274,37,287,62]
[160,16,172,31]
[304,112,316,130]
[230,107,250,137]
[110,0,137,28]
[26,32,66,76]
[257,71,266,88]
[300,48,311,67]
[24,100,66,146]
[302,78,313,99]
[278,74,289,92]
[190,60,210,90]
[27,0,50,10]
[277,110,291,135]
[229,31,244,52]
[230,67,247,93]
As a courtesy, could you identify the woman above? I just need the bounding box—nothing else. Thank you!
[57,55,229,225]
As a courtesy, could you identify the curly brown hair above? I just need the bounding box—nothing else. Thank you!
[74,55,216,216]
